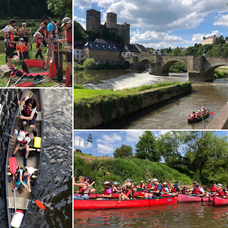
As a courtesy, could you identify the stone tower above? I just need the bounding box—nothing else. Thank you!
[86,9,101,33]
[106,12,117,29]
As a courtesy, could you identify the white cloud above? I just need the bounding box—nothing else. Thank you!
[97,143,114,154]
[125,131,144,142]
[96,133,122,144]
[214,14,228,26]
[192,33,204,43]
[205,30,222,37]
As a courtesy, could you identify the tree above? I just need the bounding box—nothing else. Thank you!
[113,144,133,158]
[135,131,160,162]
[47,0,72,16]
[83,58,98,70]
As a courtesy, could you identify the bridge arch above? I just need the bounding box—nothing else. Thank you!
[137,59,150,70]
[122,60,131,69]
[161,60,188,75]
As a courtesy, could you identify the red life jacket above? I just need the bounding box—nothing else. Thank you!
[17,130,29,144]
[171,188,177,193]
[193,187,201,194]
[78,181,90,195]
[66,26,72,45]
[140,183,144,189]
[161,187,166,192]
[126,189,133,197]
[210,186,217,192]
[181,189,187,194]
[134,184,138,188]
[36,38,43,49]
[154,186,158,191]
[23,103,39,116]
[6,33,14,48]
[147,183,152,188]
[217,189,224,196]
[104,188,112,196]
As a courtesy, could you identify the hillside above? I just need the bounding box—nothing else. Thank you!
[74,155,192,192]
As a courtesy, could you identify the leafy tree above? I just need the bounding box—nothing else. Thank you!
[113,144,133,158]
[135,131,160,162]
[47,0,72,16]
[83,58,98,70]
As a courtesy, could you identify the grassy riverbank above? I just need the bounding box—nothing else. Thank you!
[214,68,228,79]
[74,155,192,192]
[0,42,67,87]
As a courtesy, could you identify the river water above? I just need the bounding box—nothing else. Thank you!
[75,70,228,129]
[0,89,72,227]
[74,202,228,228]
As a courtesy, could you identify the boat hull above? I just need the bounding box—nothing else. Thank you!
[213,195,228,206]
[178,194,213,203]
[74,195,178,210]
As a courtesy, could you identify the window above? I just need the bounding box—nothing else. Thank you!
[77,51,79,53]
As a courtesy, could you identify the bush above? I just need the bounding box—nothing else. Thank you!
[83,58,98,70]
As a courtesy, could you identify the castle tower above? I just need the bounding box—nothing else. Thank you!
[106,12,117,29]
[86,9,101,33]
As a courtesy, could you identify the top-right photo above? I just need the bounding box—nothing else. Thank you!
[74,0,228,129]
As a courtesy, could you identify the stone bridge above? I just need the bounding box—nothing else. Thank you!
[122,55,228,81]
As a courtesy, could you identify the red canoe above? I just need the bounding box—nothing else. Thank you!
[213,195,228,206]
[178,194,213,203]
[74,195,178,210]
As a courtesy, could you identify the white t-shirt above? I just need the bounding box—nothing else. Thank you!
[2,26,9,42]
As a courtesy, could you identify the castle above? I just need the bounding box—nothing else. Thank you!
[86,9,130,44]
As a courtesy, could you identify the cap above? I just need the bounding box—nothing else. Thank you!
[217,184,223,187]
[19,38,24,41]
[85,176,90,180]
[126,179,131,181]
[135,182,137,184]
[42,15,49,21]
[163,182,167,185]
[212,181,216,184]
[148,179,151,181]
[26,167,35,175]
[61,17,72,27]
[113,182,118,185]
[195,182,199,186]
[141,181,143,183]
[175,181,178,183]
[33,32,41,37]
[104,181,110,185]
[152,178,158,182]
[17,131,26,141]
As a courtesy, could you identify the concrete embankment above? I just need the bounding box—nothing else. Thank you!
[206,102,228,129]
[74,82,192,129]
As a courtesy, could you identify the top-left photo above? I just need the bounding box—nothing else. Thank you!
[0,0,72,88]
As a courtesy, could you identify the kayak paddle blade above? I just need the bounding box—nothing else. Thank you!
[57,68,63,82]
[36,199,46,210]
[17,82,34,87]
[48,59,57,78]
[65,66,70,87]
[209,111,214,115]
[9,157,17,175]
[22,61,29,73]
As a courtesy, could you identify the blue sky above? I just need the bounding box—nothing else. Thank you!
[74,0,228,49]
[74,131,228,157]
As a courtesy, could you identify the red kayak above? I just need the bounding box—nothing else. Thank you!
[24,59,45,68]
[178,194,213,203]
[74,195,178,210]
[213,195,228,206]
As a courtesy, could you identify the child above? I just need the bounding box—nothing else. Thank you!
[16,38,28,60]
[21,23,31,45]
[34,32,43,59]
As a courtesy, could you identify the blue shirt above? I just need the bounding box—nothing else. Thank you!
[47,21,55,32]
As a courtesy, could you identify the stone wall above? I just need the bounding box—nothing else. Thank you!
[74,82,192,129]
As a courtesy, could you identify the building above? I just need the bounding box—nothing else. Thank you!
[74,44,84,60]
[152,50,161,55]
[86,9,130,44]
[118,44,141,58]
[203,35,216,45]
[135,44,150,55]
[83,41,119,64]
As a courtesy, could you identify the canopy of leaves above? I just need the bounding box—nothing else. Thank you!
[113,144,133,158]
[47,0,72,17]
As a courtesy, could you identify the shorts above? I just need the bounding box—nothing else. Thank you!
[66,52,72,63]
[47,45,53,57]
[6,46,14,58]
[74,195,90,200]
[22,110,37,125]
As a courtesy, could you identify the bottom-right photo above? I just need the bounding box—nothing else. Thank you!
[74,130,228,228]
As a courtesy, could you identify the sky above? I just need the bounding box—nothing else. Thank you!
[74,0,228,49]
[74,130,228,157]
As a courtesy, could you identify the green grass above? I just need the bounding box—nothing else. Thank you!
[74,82,181,102]
[214,69,228,79]
[74,151,93,156]
[0,42,68,87]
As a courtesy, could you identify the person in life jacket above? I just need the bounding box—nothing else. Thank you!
[139,180,146,189]
[74,176,91,200]
[161,182,169,193]
[145,178,163,198]
[37,22,47,47]
[34,32,44,60]
[189,111,196,120]
[97,181,113,200]
[112,182,121,193]
[14,25,21,42]
[216,184,225,197]
[147,179,152,189]
[18,96,38,137]
[170,184,180,193]
[16,38,28,60]
[59,17,72,86]
[201,104,205,114]
[5,26,18,69]
[21,23,31,45]
[206,181,217,196]
[13,167,34,193]
[181,186,188,194]
[42,15,59,69]
[119,183,133,200]
[0,19,16,63]
[85,176,96,193]
[191,182,205,195]
[50,35,63,72]
[133,182,138,192]
[12,129,31,166]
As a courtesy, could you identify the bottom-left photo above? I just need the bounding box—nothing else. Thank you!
[0,88,72,228]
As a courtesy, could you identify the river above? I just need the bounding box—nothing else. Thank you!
[74,202,228,228]
[0,89,72,227]
[75,70,228,129]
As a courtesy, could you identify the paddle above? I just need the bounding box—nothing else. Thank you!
[17,76,46,87]
[31,193,46,210]
[9,157,17,211]
[57,42,63,82]
[64,28,70,87]
[209,111,214,115]
[16,93,21,115]
[5,79,11,87]
[48,53,57,78]
[10,73,26,87]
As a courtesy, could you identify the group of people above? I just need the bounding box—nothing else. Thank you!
[8,95,39,193]
[74,176,228,200]
[0,16,72,85]
[189,105,207,120]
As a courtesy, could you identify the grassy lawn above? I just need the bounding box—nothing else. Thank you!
[74,82,181,102]
[0,42,68,87]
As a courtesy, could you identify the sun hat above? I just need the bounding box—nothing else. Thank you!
[217,184,223,187]
[141,181,144,183]
[152,178,158,182]
[126,179,131,181]
[26,167,35,175]
[195,182,200,186]
[17,131,26,141]
[7,26,14,32]
[19,38,24,41]
[104,181,110,185]
[163,182,167,185]
[114,182,118,185]
[61,17,72,27]
[22,23,26,26]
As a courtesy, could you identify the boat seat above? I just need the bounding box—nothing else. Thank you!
[8,197,30,210]
[7,166,38,172]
